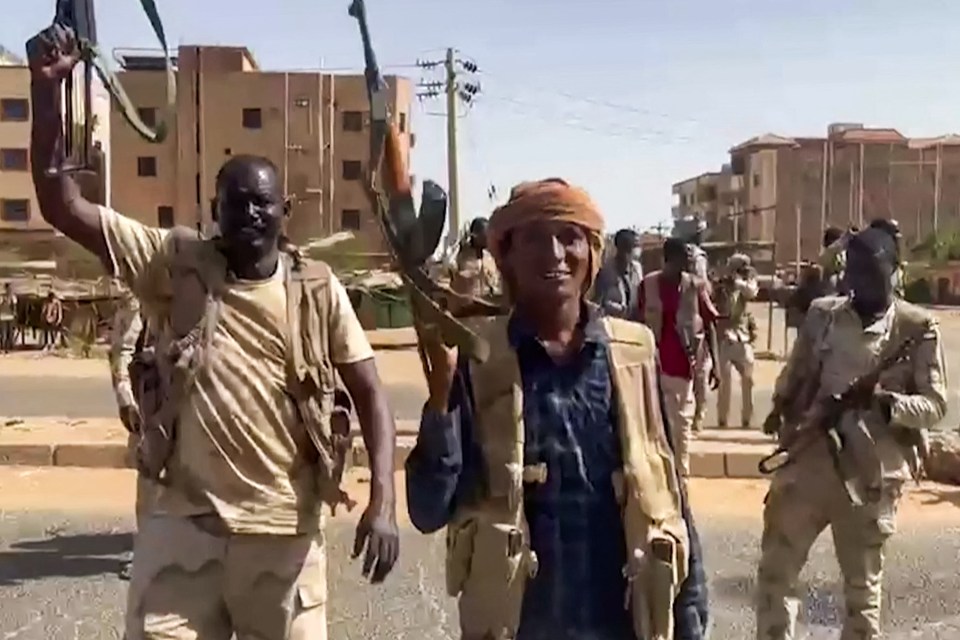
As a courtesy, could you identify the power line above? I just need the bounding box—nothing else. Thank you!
[415,48,483,248]
[475,95,697,142]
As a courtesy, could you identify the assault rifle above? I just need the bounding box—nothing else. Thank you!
[347,0,504,367]
[47,0,174,176]
[758,333,920,506]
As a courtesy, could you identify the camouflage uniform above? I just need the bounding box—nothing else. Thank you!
[451,244,501,300]
[755,297,947,640]
[714,256,758,428]
[689,244,711,432]
[108,286,156,522]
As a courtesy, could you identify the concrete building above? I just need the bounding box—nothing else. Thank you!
[110,45,414,249]
[0,54,110,240]
[674,123,960,264]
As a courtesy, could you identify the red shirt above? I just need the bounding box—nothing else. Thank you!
[637,274,717,380]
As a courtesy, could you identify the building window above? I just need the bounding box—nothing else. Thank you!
[342,160,362,181]
[137,156,158,177]
[398,113,407,133]
[137,107,157,128]
[342,111,363,132]
[157,205,174,228]
[0,199,30,222]
[752,173,761,187]
[224,147,232,155]
[242,108,262,129]
[341,209,361,230]
[0,148,28,171]
[0,98,28,122]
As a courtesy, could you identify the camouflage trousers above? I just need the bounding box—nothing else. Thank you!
[125,515,327,640]
[755,446,902,640]
[692,340,710,432]
[661,374,695,477]
[716,339,754,428]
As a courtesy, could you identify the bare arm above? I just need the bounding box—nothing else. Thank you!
[338,359,397,500]
[28,30,108,267]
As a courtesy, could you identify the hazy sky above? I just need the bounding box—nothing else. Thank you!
[5,0,960,232]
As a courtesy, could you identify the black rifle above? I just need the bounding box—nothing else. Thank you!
[347,0,503,366]
[47,0,174,176]
[758,333,919,506]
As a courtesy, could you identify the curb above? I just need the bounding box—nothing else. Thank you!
[0,440,774,479]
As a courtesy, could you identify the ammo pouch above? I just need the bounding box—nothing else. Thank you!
[445,514,538,640]
[128,328,206,482]
[624,530,682,640]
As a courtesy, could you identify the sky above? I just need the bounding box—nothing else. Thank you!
[5,0,960,233]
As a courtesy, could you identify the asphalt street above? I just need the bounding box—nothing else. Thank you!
[2,506,960,639]
[4,305,960,428]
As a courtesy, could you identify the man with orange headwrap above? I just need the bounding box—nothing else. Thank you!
[405,178,708,640]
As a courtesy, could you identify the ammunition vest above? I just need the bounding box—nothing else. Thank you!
[444,315,690,640]
[642,271,702,357]
[129,227,353,510]
[778,297,939,481]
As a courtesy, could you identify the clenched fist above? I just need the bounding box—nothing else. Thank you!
[25,24,81,84]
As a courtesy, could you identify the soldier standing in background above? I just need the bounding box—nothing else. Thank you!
[755,227,947,640]
[108,282,147,581]
[450,217,501,300]
[640,237,721,477]
[685,219,713,434]
[592,228,643,319]
[0,283,17,353]
[713,254,758,429]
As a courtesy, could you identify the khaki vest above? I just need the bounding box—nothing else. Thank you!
[444,315,690,640]
[129,227,352,510]
[642,271,702,356]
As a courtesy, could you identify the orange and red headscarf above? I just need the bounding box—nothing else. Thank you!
[487,178,606,292]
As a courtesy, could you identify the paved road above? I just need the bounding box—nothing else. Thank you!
[5,306,960,428]
[3,506,960,638]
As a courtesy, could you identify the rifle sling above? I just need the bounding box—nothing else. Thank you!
[83,0,175,144]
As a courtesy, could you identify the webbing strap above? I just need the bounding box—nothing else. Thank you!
[83,0,175,143]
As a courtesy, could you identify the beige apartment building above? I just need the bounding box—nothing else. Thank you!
[0,62,37,233]
[110,45,413,250]
[674,123,960,264]
[0,51,110,247]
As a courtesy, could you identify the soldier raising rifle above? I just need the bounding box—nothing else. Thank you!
[27,24,399,639]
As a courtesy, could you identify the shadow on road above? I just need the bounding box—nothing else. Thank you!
[0,532,131,586]
[912,485,960,509]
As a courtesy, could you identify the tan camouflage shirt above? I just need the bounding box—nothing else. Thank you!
[109,287,142,409]
[773,297,947,484]
[451,245,501,299]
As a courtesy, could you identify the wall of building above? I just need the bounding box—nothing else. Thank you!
[0,66,43,232]
[682,129,960,265]
[109,45,414,251]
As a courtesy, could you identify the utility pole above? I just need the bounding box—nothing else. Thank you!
[417,48,481,251]
[444,48,460,250]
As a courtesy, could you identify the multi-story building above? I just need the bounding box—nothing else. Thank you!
[674,123,960,264]
[0,50,110,245]
[110,45,414,250]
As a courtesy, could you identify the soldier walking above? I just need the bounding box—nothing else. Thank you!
[28,26,399,639]
[406,178,708,640]
[755,226,947,640]
[593,228,643,319]
[639,238,720,477]
[714,254,758,429]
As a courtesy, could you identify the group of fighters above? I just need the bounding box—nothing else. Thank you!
[28,21,948,640]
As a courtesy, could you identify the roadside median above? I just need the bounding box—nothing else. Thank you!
[0,417,777,479]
